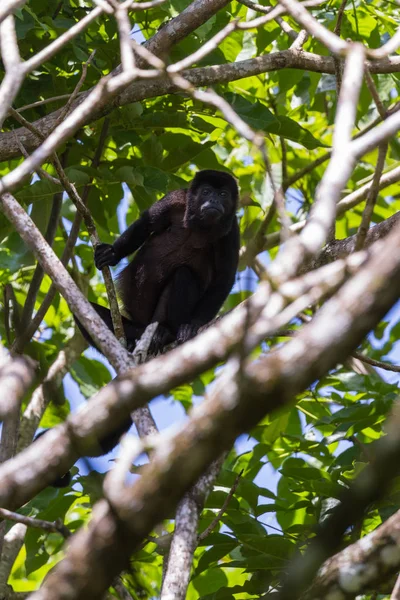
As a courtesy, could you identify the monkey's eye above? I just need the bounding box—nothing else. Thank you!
[202,188,210,196]
[219,190,227,198]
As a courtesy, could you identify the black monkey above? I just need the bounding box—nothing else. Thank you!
[45,170,239,487]
[77,169,240,355]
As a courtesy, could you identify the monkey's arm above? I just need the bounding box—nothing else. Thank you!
[177,221,240,343]
[95,192,181,269]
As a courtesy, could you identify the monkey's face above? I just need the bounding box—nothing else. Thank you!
[197,184,233,224]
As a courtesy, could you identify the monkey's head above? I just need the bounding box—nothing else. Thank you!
[185,170,238,232]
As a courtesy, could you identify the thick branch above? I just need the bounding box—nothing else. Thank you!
[161,457,225,600]
[0,356,36,421]
[305,210,400,272]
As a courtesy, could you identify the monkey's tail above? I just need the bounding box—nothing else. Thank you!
[73,302,143,353]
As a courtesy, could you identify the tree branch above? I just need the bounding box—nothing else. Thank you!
[24,218,400,600]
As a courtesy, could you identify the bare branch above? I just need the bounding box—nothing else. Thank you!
[0,0,28,24]
[370,26,400,59]
[351,352,400,374]
[354,142,388,251]
[0,524,26,589]
[11,118,110,354]
[276,0,348,54]
[161,457,225,600]
[364,69,387,119]
[0,507,70,538]
[54,50,96,127]
[392,574,400,600]
[167,20,239,73]
[198,470,242,541]
[0,356,36,421]
[16,333,86,454]
[238,0,325,31]
[269,43,365,283]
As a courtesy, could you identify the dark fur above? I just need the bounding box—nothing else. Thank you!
[56,170,239,488]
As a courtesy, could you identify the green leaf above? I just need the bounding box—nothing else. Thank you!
[224,94,325,149]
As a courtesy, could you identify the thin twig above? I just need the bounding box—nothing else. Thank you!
[354,142,388,251]
[13,93,80,114]
[365,69,387,119]
[352,351,400,373]
[12,127,61,185]
[0,507,71,538]
[54,50,96,127]
[332,0,348,93]
[198,470,243,541]
[333,0,348,35]
[269,43,365,283]
[18,149,68,332]
[275,0,348,54]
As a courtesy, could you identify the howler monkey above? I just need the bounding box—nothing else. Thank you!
[46,170,239,487]
[76,169,240,355]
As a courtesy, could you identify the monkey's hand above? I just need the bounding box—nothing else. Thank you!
[95,243,119,269]
[177,323,200,345]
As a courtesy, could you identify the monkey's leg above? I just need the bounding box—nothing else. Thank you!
[165,266,201,332]
[146,267,200,354]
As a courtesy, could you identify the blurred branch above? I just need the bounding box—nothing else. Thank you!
[269,44,365,283]
[0,16,23,129]
[391,575,400,600]
[8,108,126,346]
[0,523,27,591]
[17,146,69,334]
[0,353,37,552]
[276,0,348,54]
[255,166,400,256]
[0,0,28,24]
[0,355,36,422]
[11,117,110,354]
[16,332,86,454]
[299,503,400,599]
